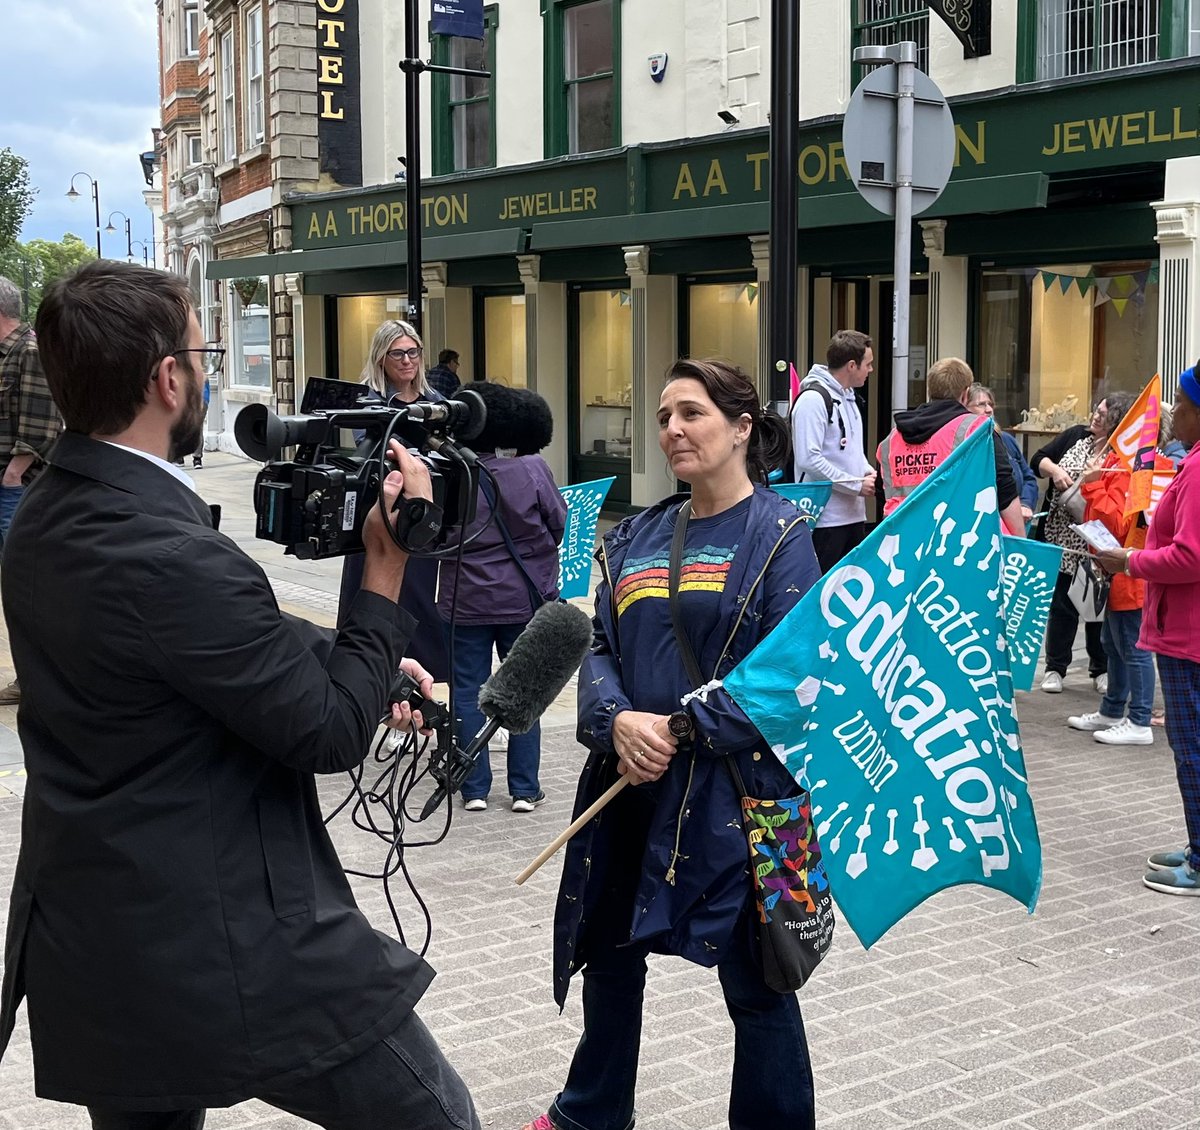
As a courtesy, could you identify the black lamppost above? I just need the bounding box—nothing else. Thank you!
[66,172,102,259]
[105,211,134,261]
[768,0,800,406]
[129,239,157,268]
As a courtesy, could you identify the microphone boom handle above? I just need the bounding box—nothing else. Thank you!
[514,776,630,885]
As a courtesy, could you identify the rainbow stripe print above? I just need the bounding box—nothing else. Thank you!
[614,544,738,617]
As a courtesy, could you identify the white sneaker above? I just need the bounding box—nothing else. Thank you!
[1068,711,1122,732]
[1093,718,1153,746]
[463,797,488,812]
[1093,674,1109,695]
[1041,672,1063,693]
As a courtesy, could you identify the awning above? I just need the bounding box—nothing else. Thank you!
[205,228,527,281]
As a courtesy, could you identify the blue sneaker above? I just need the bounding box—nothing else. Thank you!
[1147,848,1189,872]
[1142,862,1200,896]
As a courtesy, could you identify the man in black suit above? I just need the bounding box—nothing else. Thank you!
[0,260,480,1130]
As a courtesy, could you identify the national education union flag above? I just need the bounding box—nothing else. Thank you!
[724,424,1043,948]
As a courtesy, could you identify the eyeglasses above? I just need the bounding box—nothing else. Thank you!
[174,347,226,376]
[385,347,423,362]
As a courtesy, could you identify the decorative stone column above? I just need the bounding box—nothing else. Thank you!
[624,244,675,506]
[517,254,540,393]
[1154,156,1200,398]
[422,262,448,362]
[920,219,968,364]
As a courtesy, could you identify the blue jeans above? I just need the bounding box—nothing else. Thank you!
[549,922,815,1130]
[0,484,25,550]
[1100,608,1154,726]
[87,1011,479,1129]
[445,621,540,800]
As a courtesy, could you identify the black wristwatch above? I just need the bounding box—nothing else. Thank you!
[667,710,694,740]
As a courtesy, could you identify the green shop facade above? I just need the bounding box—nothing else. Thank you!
[209,60,1200,510]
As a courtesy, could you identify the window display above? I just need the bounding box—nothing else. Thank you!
[577,289,632,461]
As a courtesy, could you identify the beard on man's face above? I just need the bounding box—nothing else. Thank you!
[168,365,206,463]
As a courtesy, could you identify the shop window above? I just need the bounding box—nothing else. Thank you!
[335,294,408,383]
[977,262,1159,433]
[685,280,759,380]
[184,0,200,56]
[245,6,265,146]
[1017,0,1190,81]
[851,0,930,87]
[228,277,271,390]
[544,0,620,157]
[577,289,632,461]
[432,7,497,175]
[220,29,236,162]
[478,293,527,387]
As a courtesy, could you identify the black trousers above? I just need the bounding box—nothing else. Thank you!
[810,521,866,575]
[87,1012,479,1130]
[1043,568,1107,678]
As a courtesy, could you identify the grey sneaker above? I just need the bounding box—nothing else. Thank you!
[0,679,20,706]
[511,790,546,813]
[1147,848,1189,872]
[1142,863,1200,896]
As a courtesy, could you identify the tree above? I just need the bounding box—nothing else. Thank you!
[0,233,94,320]
[0,149,35,254]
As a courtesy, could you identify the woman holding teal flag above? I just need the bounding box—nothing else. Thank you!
[521,359,821,1130]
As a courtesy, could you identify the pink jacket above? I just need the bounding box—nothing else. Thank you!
[1131,448,1200,663]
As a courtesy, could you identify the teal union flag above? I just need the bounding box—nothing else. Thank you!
[724,424,1042,948]
[557,478,616,600]
[772,481,833,525]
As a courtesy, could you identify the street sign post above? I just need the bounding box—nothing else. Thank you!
[843,44,954,414]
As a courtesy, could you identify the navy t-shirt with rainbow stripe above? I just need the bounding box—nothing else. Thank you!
[612,496,751,718]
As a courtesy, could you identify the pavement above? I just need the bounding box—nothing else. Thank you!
[0,451,1197,1129]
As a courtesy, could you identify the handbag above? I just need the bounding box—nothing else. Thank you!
[667,500,834,992]
[1067,556,1109,622]
[1055,477,1088,522]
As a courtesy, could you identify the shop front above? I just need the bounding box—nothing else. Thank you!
[206,59,1200,506]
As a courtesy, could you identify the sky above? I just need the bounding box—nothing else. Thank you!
[2,0,161,256]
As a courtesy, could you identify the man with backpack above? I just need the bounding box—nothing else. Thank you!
[791,330,877,573]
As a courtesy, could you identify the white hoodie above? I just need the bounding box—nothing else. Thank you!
[790,363,871,528]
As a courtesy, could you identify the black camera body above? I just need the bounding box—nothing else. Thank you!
[236,378,487,560]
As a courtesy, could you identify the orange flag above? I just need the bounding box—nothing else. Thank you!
[1108,375,1162,472]
[1125,461,1175,520]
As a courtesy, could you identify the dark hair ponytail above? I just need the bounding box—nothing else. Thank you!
[665,358,788,486]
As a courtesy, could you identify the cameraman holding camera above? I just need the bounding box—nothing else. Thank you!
[0,261,480,1130]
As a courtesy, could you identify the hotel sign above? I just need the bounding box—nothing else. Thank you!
[316,0,362,188]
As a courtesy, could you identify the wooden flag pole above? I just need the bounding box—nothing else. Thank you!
[514,776,631,885]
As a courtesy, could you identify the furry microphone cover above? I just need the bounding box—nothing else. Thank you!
[462,380,553,456]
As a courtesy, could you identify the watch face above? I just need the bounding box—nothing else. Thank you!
[669,712,691,737]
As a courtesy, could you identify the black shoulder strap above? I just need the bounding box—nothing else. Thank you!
[480,473,545,610]
[668,500,706,690]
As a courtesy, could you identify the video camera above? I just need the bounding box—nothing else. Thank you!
[234,377,487,560]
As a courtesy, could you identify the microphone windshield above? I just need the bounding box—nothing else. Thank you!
[477,601,593,733]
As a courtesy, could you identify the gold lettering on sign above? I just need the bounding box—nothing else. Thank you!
[1174,106,1197,140]
[1122,112,1146,145]
[1148,110,1171,143]
[318,1,346,119]
[1043,106,1195,155]
[1088,117,1118,149]
[673,163,698,200]
[497,188,599,221]
[702,159,728,196]
[746,151,769,192]
[953,122,986,167]
[1061,120,1085,154]
[798,144,827,186]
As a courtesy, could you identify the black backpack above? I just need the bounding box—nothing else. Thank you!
[778,379,846,484]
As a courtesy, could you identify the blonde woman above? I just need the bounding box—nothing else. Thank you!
[338,319,448,678]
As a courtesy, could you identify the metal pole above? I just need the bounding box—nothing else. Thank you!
[892,45,916,414]
[92,182,102,260]
[767,0,800,406]
[403,0,423,334]
[124,218,133,260]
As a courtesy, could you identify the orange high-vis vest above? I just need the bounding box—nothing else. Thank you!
[877,413,986,516]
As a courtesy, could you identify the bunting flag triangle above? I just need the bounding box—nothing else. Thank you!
[1058,274,1075,295]
[723,424,1042,949]
[789,362,802,404]
[1039,271,1057,292]
[1094,277,1112,295]
[1093,290,1111,307]
[1108,375,1162,471]
[1110,275,1135,299]
[1149,263,1160,285]
[1078,273,1096,296]
[1111,297,1130,317]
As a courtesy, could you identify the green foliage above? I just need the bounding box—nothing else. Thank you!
[0,233,96,320]
[0,150,36,254]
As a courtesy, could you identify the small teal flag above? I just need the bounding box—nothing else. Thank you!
[724,425,1042,948]
[772,481,833,525]
[1001,537,1063,692]
[558,477,615,599]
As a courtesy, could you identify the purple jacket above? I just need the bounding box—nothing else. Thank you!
[437,454,567,624]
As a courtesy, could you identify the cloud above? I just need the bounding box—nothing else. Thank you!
[2,0,160,250]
